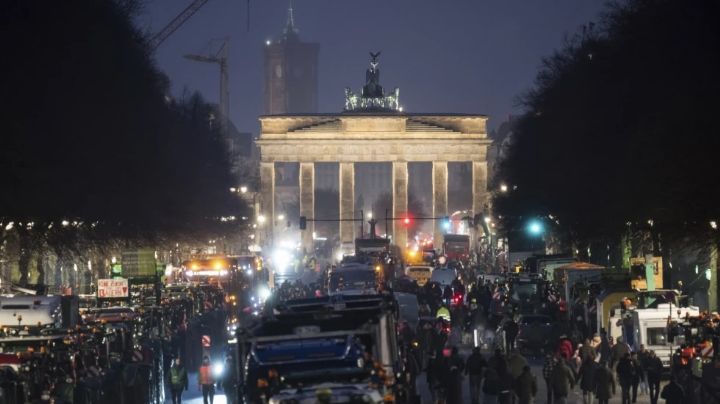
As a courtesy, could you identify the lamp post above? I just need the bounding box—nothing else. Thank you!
[238,186,262,251]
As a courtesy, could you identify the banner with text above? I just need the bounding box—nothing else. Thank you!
[97,278,129,298]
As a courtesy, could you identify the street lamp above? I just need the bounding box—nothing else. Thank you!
[277,214,285,221]
[527,219,544,236]
[500,184,508,193]
[367,212,373,219]
[257,215,266,225]
[240,186,248,194]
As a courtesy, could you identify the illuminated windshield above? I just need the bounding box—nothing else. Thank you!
[329,270,376,291]
[511,283,539,301]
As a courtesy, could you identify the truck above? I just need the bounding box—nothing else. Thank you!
[237,294,404,403]
[0,295,79,334]
[327,262,379,296]
[626,303,700,368]
[597,289,680,339]
[553,262,603,302]
[523,254,576,279]
[443,234,470,262]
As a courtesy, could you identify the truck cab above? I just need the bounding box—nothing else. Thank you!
[442,234,470,262]
[238,294,402,403]
[629,303,700,368]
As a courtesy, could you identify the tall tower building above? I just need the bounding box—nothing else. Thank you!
[264,2,319,114]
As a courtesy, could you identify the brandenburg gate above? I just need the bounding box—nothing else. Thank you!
[256,54,490,252]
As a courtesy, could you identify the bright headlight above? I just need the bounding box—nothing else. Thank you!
[212,362,224,377]
[272,248,292,274]
[257,286,271,302]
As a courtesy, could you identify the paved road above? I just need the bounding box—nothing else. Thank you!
[164,372,230,404]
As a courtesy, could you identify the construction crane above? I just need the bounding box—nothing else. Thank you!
[148,0,212,51]
[148,0,251,51]
[184,38,230,135]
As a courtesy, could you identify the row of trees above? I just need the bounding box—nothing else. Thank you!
[495,0,720,296]
[0,1,247,285]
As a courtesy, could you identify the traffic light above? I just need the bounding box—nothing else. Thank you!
[299,216,307,230]
[402,215,412,226]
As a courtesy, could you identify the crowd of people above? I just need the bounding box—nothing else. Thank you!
[0,282,235,404]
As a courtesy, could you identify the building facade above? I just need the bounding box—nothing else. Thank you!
[263,4,319,115]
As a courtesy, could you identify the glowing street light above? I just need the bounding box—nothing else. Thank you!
[277,214,285,221]
[240,186,248,194]
[367,212,373,219]
[527,219,544,236]
[500,184,508,193]
[229,187,237,193]
[711,220,718,230]
[257,215,266,225]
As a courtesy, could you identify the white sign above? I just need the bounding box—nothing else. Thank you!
[97,278,129,298]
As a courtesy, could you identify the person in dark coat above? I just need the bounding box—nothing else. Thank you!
[513,365,537,404]
[660,377,684,404]
[616,353,636,404]
[598,333,612,366]
[483,366,501,404]
[503,318,519,353]
[496,358,514,404]
[550,358,575,404]
[219,354,237,404]
[610,336,630,370]
[594,362,615,404]
[578,357,598,404]
[579,338,597,363]
[465,347,487,404]
[542,352,556,404]
[444,346,465,404]
[426,352,443,404]
[645,350,663,404]
[630,352,642,402]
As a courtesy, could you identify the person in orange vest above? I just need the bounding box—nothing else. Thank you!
[198,355,216,404]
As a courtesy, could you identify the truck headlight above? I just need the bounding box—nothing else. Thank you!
[212,362,224,377]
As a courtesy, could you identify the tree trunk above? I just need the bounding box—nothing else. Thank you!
[95,259,106,279]
[17,228,31,287]
[36,252,45,286]
[710,242,718,312]
[54,255,63,290]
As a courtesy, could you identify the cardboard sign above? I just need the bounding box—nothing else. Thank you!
[97,278,129,298]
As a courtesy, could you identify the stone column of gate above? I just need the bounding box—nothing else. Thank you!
[339,162,355,245]
[432,161,449,250]
[259,162,275,248]
[392,161,409,250]
[299,162,315,255]
[472,161,489,242]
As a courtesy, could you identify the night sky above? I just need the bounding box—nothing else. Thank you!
[138,0,604,134]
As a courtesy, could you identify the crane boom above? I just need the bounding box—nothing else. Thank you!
[184,39,229,135]
[149,0,212,51]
